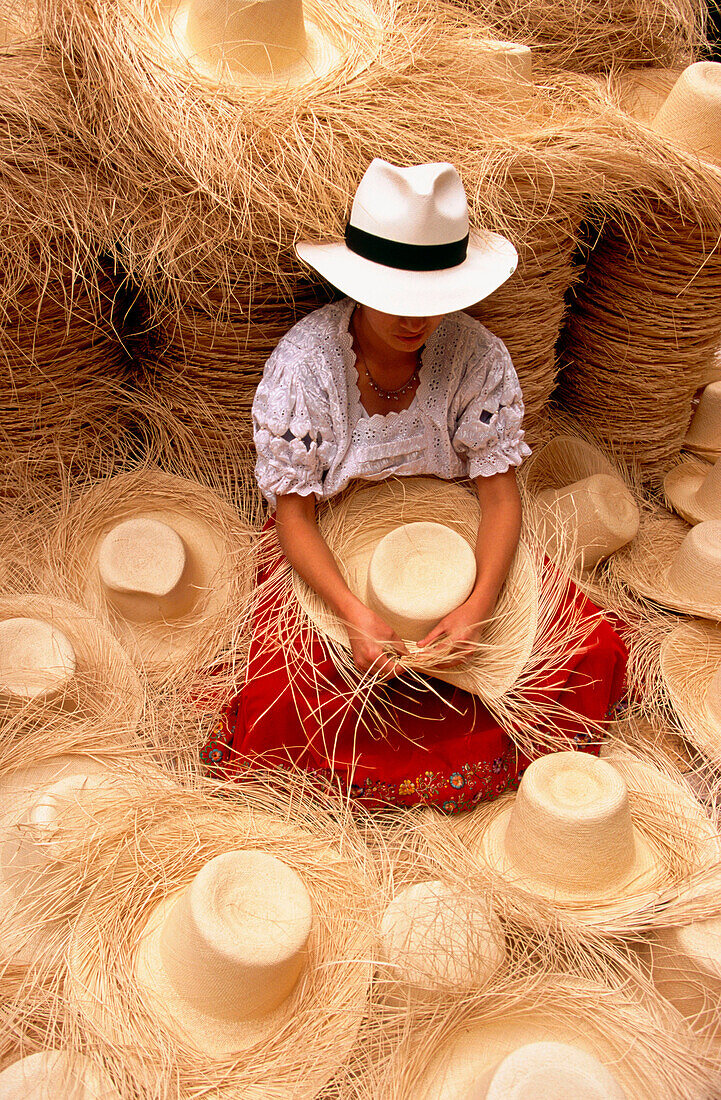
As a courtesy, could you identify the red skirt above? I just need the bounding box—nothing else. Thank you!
[203,529,627,813]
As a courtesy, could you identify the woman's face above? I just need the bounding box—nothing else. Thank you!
[359,306,445,354]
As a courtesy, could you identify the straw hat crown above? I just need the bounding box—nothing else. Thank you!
[651,62,721,170]
[536,473,639,572]
[0,1050,120,1099]
[481,751,661,902]
[0,616,76,701]
[367,522,477,641]
[666,520,721,606]
[649,916,721,1036]
[473,1041,627,1100]
[664,456,721,524]
[685,380,721,456]
[136,849,314,1052]
[185,0,309,77]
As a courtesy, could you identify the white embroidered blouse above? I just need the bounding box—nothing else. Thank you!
[252,297,531,509]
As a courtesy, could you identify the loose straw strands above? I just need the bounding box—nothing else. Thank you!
[454,0,707,73]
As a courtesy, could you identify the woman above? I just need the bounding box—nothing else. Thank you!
[203,159,627,812]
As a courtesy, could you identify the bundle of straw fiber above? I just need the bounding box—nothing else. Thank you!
[454,0,706,73]
[555,158,721,476]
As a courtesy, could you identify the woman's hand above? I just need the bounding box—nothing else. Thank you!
[344,602,409,680]
[416,591,497,668]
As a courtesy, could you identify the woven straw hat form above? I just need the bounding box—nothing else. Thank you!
[444,749,720,927]
[0,595,143,736]
[521,434,638,573]
[648,917,721,1040]
[660,621,721,765]
[292,477,538,701]
[52,469,253,679]
[162,0,382,90]
[684,381,721,458]
[378,880,506,1005]
[650,62,721,171]
[0,1050,120,1099]
[608,510,721,620]
[664,454,721,524]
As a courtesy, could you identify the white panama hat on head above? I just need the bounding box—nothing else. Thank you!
[296,159,518,317]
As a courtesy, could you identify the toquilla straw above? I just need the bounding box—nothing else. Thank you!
[664,454,721,525]
[660,620,721,768]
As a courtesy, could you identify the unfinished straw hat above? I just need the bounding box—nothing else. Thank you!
[664,454,721,524]
[53,469,254,680]
[404,974,703,1100]
[660,620,721,765]
[162,0,382,89]
[296,159,518,317]
[292,477,538,701]
[522,434,638,573]
[378,880,506,1005]
[67,791,375,1097]
[0,1050,120,1099]
[650,62,721,172]
[446,749,719,927]
[609,511,721,620]
[0,755,131,965]
[647,917,721,1041]
[683,381,721,459]
[0,595,143,737]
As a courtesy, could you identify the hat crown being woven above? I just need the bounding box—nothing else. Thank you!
[650,916,721,1033]
[185,0,308,76]
[155,850,313,1021]
[537,473,639,571]
[652,62,721,170]
[667,520,721,604]
[474,1041,627,1099]
[98,517,187,598]
[503,752,638,894]
[694,457,721,513]
[0,617,76,701]
[350,159,470,248]
[686,381,721,451]
[0,1050,121,1100]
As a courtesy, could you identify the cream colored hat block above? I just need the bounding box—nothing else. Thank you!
[379,881,506,1005]
[651,62,721,171]
[0,596,143,734]
[685,380,721,458]
[479,752,663,910]
[135,849,315,1056]
[648,917,721,1039]
[56,469,253,678]
[536,473,639,572]
[664,455,721,524]
[468,1041,626,1100]
[0,1051,120,1099]
[293,477,538,701]
[0,756,119,964]
[609,512,721,621]
[660,621,721,765]
[367,522,477,642]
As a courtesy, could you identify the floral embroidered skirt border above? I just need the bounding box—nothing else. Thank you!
[202,550,628,814]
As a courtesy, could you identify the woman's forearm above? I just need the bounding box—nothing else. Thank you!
[275,496,363,620]
[469,470,522,609]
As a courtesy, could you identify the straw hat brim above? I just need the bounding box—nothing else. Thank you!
[446,751,719,927]
[164,0,382,90]
[67,803,374,1094]
[292,478,539,701]
[607,507,721,620]
[660,621,721,765]
[521,433,619,496]
[664,458,720,524]
[0,596,143,735]
[296,230,518,316]
[684,440,721,461]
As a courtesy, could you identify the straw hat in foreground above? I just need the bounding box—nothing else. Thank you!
[66,787,376,1097]
[378,880,507,1007]
[0,1050,120,1099]
[607,506,721,620]
[290,477,538,702]
[664,453,720,524]
[522,434,639,575]
[650,61,721,173]
[50,469,255,682]
[0,595,143,742]
[646,915,721,1047]
[429,748,719,931]
[683,380,721,459]
[660,620,721,766]
[367,972,708,1100]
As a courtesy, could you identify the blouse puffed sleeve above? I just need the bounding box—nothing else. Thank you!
[451,334,532,478]
[252,341,337,510]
